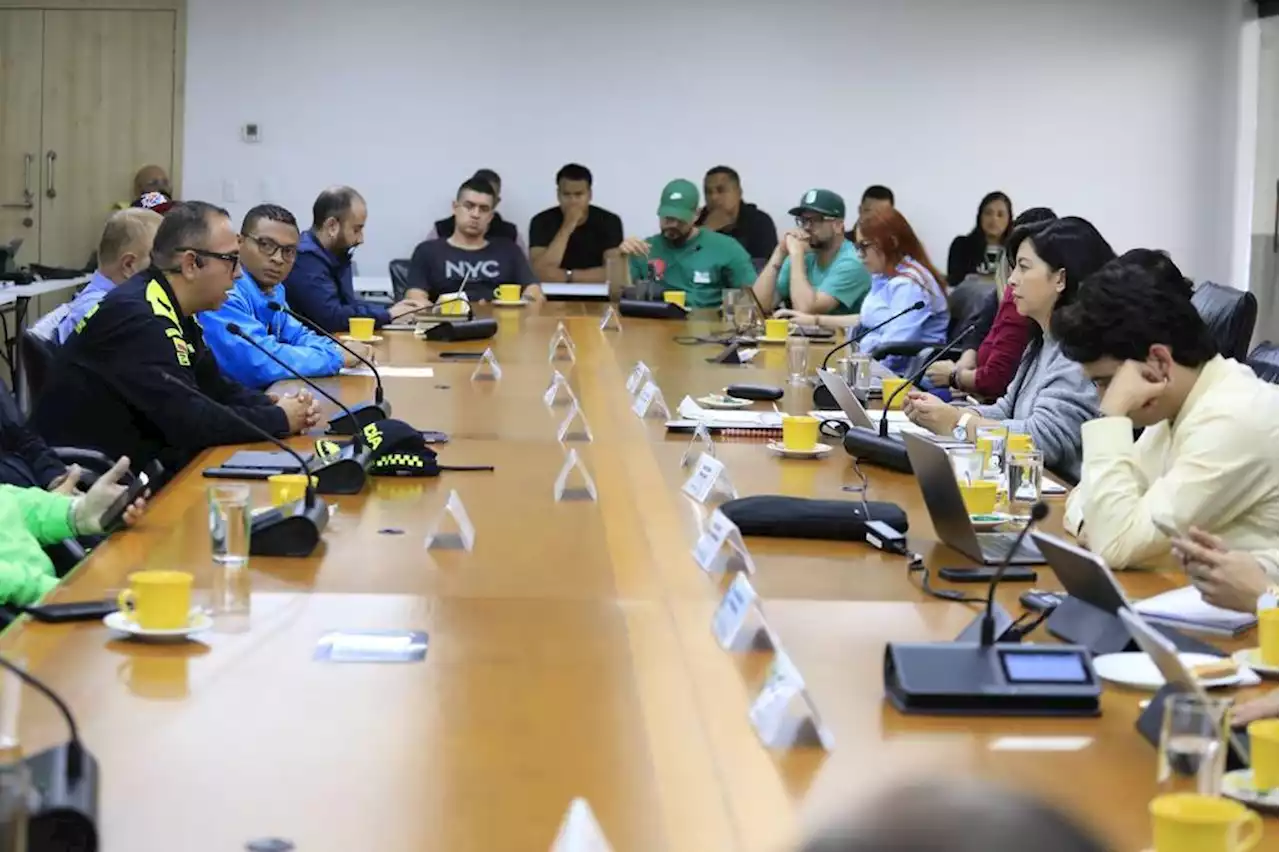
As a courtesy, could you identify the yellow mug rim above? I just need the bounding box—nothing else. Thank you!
[127,570,193,586]
[1149,793,1251,823]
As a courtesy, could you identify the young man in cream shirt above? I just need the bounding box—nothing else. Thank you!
[1053,250,1278,610]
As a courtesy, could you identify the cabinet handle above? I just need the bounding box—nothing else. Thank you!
[45,150,57,200]
[1,154,35,210]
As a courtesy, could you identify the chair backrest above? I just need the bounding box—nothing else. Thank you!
[1247,341,1278,384]
[945,276,998,352]
[388,259,411,301]
[19,328,58,403]
[1191,281,1257,362]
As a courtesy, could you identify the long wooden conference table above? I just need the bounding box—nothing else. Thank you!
[1,303,1274,851]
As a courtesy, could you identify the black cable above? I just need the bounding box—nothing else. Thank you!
[0,654,83,779]
[906,551,987,604]
[1005,608,1052,641]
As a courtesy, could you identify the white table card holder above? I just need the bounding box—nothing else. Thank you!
[556,401,594,443]
[548,322,577,363]
[598,306,622,332]
[681,453,738,504]
[625,361,651,395]
[470,347,502,381]
[553,448,598,502]
[711,574,774,652]
[692,508,756,575]
[748,648,835,751]
[543,370,576,407]
[679,420,716,468]
[631,380,670,420]
[550,797,614,852]
[423,489,476,552]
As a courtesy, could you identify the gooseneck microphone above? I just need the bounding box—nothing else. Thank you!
[267,301,391,432]
[981,501,1050,646]
[820,300,926,370]
[161,372,328,556]
[878,322,977,439]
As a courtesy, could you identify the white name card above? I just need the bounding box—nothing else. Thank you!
[550,797,614,852]
[748,649,834,751]
[711,574,773,652]
[679,421,715,468]
[599,306,622,332]
[681,452,737,503]
[631,380,670,419]
[692,508,756,574]
[556,400,593,443]
[548,323,577,362]
[625,361,651,395]
[423,489,476,552]
[543,370,576,407]
[470,347,502,381]
[553,448,598,502]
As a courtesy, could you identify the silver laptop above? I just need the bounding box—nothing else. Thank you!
[901,432,1044,565]
[816,368,876,430]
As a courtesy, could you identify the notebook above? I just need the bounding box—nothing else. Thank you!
[1134,585,1258,637]
[666,397,784,436]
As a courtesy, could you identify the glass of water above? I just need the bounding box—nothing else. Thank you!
[733,301,756,334]
[208,484,251,568]
[975,424,1008,480]
[721,289,740,325]
[1158,694,1231,796]
[1007,448,1043,517]
[785,332,809,385]
[948,447,985,485]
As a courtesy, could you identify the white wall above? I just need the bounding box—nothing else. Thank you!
[183,0,1242,283]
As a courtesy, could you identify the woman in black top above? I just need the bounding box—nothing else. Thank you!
[946,191,1013,286]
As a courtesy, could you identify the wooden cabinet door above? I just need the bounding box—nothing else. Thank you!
[39,9,175,267]
[0,10,44,266]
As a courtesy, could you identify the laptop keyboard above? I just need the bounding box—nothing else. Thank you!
[979,532,1040,560]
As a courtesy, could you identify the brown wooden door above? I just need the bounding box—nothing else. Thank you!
[0,10,44,267]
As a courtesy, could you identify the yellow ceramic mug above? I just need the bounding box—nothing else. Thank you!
[782,416,819,451]
[763,318,789,340]
[1006,433,1035,455]
[348,317,375,341]
[117,570,193,631]
[268,474,316,507]
[439,294,468,316]
[1249,718,1279,791]
[959,480,998,515]
[663,290,687,308]
[881,377,911,410]
[1149,793,1262,852]
[493,284,522,302]
[1258,607,1278,667]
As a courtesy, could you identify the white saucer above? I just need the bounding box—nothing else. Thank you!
[340,334,383,343]
[767,441,833,459]
[1092,651,1244,691]
[492,298,528,307]
[104,610,213,643]
[969,513,1011,531]
[698,394,752,410]
[1233,647,1279,677]
[1222,768,1280,813]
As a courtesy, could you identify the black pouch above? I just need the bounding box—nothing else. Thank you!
[719,495,908,542]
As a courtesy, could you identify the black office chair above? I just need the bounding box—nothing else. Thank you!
[1191,281,1256,362]
[19,328,58,404]
[388,259,412,302]
[0,381,119,489]
[1247,342,1278,384]
[871,277,998,369]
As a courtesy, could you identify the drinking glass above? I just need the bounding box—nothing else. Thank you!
[1007,449,1044,518]
[948,447,985,485]
[1158,694,1231,796]
[208,484,251,568]
[975,425,1008,480]
[786,333,809,385]
[0,659,22,752]
[848,351,873,394]
[733,301,756,334]
[721,289,740,325]
[0,764,30,852]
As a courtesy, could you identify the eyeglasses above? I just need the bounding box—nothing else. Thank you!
[794,215,832,229]
[854,240,876,256]
[242,234,298,262]
[175,247,240,273]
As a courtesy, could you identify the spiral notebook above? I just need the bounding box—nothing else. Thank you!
[666,397,785,437]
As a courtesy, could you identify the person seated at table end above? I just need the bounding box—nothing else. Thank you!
[612,178,757,308]
[528,163,623,284]
[946,190,1013,287]
[407,178,544,305]
[752,188,869,317]
[695,166,778,261]
[1055,249,1279,571]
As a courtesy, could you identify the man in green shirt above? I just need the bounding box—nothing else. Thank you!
[616,179,758,308]
[752,188,870,316]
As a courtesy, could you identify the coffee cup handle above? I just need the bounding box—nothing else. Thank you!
[1235,811,1263,851]
[493,287,501,299]
[117,589,136,622]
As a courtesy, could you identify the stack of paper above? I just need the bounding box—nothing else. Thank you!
[1135,585,1257,637]
[669,397,783,430]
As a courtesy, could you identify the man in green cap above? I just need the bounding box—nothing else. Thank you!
[752,188,870,316]
[615,178,757,308]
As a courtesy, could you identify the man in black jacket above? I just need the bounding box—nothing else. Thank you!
[695,166,778,262]
[0,386,66,490]
[33,201,320,476]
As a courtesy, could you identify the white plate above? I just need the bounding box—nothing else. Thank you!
[492,298,528,307]
[339,334,383,343]
[1233,647,1280,677]
[104,610,213,643]
[1092,652,1244,691]
[1222,768,1280,813]
[697,395,752,410]
[767,441,833,459]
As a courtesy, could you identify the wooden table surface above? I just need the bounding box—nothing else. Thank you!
[3,303,1274,851]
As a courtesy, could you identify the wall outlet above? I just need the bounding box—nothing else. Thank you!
[241,123,262,143]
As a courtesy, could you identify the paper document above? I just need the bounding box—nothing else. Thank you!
[677,397,783,427]
[340,366,435,378]
[1135,585,1257,634]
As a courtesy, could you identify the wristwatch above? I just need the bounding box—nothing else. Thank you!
[953,412,973,441]
[949,367,960,389]
[565,269,574,283]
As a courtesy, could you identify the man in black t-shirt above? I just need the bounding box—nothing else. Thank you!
[407,178,542,304]
[528,163,624,283]
[430,168,522,246]
[694,165,778,262]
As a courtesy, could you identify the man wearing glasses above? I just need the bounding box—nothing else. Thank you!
[751,189,870,316]
[202,204,371,389]
[34,201,320,478]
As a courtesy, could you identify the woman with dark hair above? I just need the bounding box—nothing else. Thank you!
[904,216,1114,482]
[946,191,1013,286]
[925,207,1056,399]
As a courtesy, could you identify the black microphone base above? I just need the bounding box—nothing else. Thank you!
[249,497,329,557]
[812,379,837,410]
[954,603,1018,643]
[618,299,688,320]
[25,743,99,851]
[310,443,372,495]
[326,400,390,435]
[422,319,498,341]
[842,427,912,473]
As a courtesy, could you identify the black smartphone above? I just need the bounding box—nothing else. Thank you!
[439,351,484,360]
[1020,589,1068,612]
[938,566,1037,583]
[22,599,118,623]
[101,460,162,532]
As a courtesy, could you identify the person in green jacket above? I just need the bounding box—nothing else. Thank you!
[0,457,146,606]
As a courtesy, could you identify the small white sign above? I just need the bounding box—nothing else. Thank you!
[470,347,502,381]
[681,453,737,503]
[543,370,576,407]
[712,574,764,650]
[679,421,716,468]
[599,307,622,332]
[548,323,577,362]
[550,797,614,852]
[556,400,593,443]
[423,489,476,552]
[631,380,670,419]
[625,361,651,395]
[553,448,598,502]
[692,508,756,574]
[747,650,834,751]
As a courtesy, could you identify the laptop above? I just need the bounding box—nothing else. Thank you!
[814,368,942,437]
[901,432,1045,565]
[1032,532,1222,655]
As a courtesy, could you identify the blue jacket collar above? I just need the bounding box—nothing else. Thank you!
[299,229,350,270]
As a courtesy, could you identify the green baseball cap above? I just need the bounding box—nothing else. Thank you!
[788,188,846,219]
[657,179,700,223]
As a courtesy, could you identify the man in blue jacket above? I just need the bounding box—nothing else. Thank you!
[202,204,373,389]
[283,186,425,332]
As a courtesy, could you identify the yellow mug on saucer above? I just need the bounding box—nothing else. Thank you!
[268,474,316,507]
[1006,433,1035,455]
[663,290,687,308]
[439,294,468,316]
[1258,607,1278,667]
[1149,793,1262,852]
[959,480,998,515]
[493,284,522,302]
[117,570,194,631]
[782,415,819,451]
[348,317,375,341]
[763,318,789,340]
[881,377,911,409]
[1249,718,1279,791]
